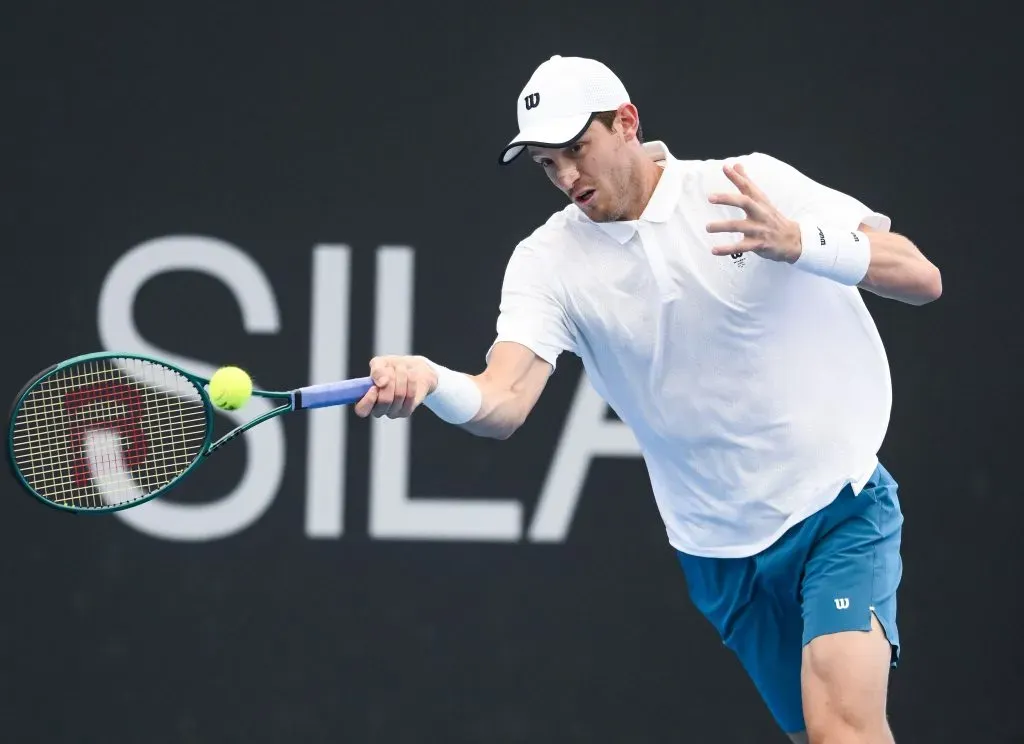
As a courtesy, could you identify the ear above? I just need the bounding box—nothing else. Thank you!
[615,103,641,142]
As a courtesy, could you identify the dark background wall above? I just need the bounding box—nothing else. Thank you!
[1,2,1018,742]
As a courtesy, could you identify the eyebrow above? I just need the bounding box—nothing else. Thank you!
[532,140,585,159]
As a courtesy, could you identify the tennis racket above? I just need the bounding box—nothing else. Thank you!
[6,352,374,514]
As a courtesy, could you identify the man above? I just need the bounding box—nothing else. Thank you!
[354,55,941,743]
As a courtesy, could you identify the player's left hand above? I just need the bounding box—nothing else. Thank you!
[705,163,801,263]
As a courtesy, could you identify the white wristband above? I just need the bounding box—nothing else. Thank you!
[418,357,482,425]
[795,222,871,286]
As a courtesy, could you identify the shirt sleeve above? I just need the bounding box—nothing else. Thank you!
[486,241,576,371]
[736,152,892,233]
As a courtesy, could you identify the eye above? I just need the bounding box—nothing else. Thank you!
[569,143,584,155]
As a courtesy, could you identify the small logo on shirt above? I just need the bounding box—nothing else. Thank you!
[524,93,540,110]
[817,227,826,245]
[730,251,747,268]
[834,597,850,610]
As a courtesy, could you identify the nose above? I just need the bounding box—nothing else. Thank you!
[555,165,579,193]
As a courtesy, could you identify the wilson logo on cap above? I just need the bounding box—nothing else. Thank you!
[524,93,540,110]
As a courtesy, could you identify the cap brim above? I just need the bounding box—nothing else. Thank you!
[498,112,596,165]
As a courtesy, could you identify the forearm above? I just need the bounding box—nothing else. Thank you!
[421,347,549,440]
[794,222,941,306]
[459,373,536,440]
[857,230,942,305]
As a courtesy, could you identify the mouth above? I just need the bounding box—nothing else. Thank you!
[573,188,596,207]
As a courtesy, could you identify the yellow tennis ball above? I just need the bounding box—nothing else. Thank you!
[208,366,253,410]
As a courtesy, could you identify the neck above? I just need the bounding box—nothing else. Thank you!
[622,153,664,220]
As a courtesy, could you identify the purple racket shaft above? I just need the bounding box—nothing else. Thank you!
[294,377,374,409]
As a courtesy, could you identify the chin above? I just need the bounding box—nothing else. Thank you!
[584,203,612,222]
[589,209,619,223]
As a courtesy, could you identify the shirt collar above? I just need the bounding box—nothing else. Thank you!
[584,140,683,245]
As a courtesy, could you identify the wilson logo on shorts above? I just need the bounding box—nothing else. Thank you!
[834,597,851,610]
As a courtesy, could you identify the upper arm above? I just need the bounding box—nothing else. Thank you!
[487,239,576,370]
[476,239,576,424]
[739,152,892,233]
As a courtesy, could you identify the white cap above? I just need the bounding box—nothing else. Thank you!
[499,55,631,165]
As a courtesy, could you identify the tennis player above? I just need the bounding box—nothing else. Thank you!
[354,55,940,743]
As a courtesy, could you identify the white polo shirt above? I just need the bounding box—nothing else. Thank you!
[490,141,894,558]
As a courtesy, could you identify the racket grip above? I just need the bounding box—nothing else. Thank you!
[294,377,375,410]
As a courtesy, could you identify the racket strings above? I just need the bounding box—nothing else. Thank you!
[10,358,209,508]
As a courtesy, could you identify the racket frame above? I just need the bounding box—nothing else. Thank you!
[7,351,311,514]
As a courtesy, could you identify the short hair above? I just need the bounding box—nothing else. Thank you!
[593,110,644,144]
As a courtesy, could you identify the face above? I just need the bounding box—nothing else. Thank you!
[528,111,641,222]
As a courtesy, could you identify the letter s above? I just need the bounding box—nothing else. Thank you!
[97,235,285,541]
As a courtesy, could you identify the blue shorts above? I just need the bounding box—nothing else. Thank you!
[676,462,903,734]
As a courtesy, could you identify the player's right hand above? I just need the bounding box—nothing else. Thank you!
[354,355,438,419]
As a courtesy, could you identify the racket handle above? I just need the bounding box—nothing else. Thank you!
[293,377,375,410]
